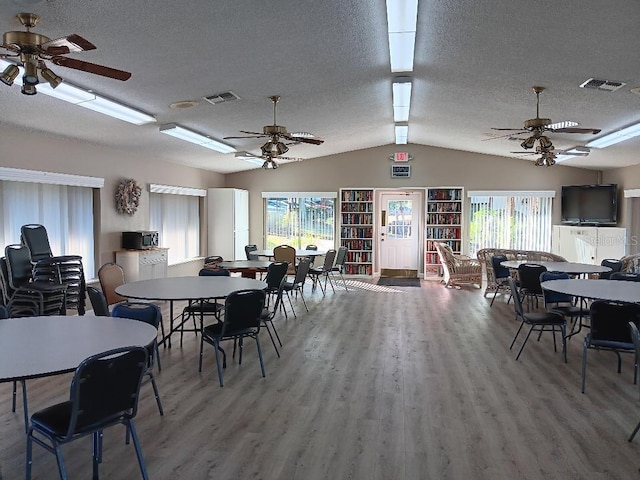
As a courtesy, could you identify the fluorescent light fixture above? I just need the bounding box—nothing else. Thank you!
[77,95,155,125]
[0,59,155,125]
[160,124,237,154]
[586,122,640,148]
[386,0,418,72]
[392,78,412,122]
[235,151,264,166]
[395,124,408,144]
[555,146,590,164]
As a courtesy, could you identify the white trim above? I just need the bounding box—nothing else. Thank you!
[261,191,338,198]
[0,166,104,188]
[624,189,640,198]
[467,190,556,198]
[149,184,206,197]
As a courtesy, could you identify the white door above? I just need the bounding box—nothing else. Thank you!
[379,192,421,270]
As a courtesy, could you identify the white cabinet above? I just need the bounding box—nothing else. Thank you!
[552,225,626,264]
[116,248,168,282]
[207,188,249,260]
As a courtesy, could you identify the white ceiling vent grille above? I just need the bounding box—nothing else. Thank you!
[202,91,241,105]
[579,78,626,92]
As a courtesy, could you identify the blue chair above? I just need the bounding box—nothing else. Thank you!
[540,271,588,335]
[600,259,623,279]
[610,272,640,282]
[111,302,163,416]
[490,254,512,307]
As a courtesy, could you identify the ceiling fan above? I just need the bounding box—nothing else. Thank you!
[0,12,131,95]
[491,86,601,165]
[235,150,303,170]
[224,95,324,161]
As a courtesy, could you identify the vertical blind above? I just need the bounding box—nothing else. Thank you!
[0,181,96,278]
[149,192,200,264]
[468,191,555,257]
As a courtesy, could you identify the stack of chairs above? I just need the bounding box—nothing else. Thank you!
[20,224,86,315]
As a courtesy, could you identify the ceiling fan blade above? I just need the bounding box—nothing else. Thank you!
[240,131,266,136]
[41,34,96,55]
[549,127,601,134]
[283,134,324,145]
[50,56,131,81]
[482,131,526,141]
[491,127,525,131]
[0,43,20,54]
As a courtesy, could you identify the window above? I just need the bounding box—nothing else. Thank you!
[149,185,205,264]
[263,192,336,250]
[468,190,555,257]
[0,180,96,278]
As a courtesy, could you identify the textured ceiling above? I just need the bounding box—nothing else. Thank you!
[1,0,640,173]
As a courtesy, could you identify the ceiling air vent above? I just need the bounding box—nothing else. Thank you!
[202,91,241,105]
[579,78,626,92]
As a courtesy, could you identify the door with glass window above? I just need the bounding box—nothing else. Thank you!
[378,192,421,270]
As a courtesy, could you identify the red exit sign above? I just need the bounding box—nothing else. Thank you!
[390,152,412,162]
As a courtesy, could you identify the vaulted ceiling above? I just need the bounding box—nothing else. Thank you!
[2,0,640,173]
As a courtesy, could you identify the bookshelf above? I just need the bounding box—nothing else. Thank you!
[425,187,463,276]
[340,188,374,275]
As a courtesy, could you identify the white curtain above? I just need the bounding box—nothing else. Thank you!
[150,192,200,264]
[468,193,554,257]
[0,181,95,278]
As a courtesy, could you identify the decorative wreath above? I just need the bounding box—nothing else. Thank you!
[115,178,142,215]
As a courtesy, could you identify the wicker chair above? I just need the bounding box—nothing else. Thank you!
[476,248,566,298]
[433,242,482,288]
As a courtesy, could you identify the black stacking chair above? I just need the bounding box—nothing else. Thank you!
[26,346,150,480]
[0,256,40,317]
[283,257,311,315]
[628,321,640,442]
[330,246,349,290]
[600,259,623,279]
[179,267,230,346]
[309,249,337,296]
[245,245,259,260]
[261,277,286,357]
[490,254,512,307]
[264,262,289,317]
[111,302,164,415]
[86,286,110,316]
[305,244,318,266]
[20,224,53,262]
[508,277,567,362]
[4,244,66,316]
[517,263,547,311]
[581,301,640,393]
[540,271,588,335]
[199,289,266,387]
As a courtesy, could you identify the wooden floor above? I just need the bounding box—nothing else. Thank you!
[1,278,640,479]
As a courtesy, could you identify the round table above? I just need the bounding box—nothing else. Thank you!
[501,260,611,276]
[116,276,267,347]
[216,260,272,278]
[0,315,157,430]
[541,278,640,304]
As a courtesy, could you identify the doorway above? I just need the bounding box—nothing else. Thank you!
[378,191,422,276]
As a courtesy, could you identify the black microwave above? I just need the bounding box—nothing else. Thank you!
[121,231,159,250]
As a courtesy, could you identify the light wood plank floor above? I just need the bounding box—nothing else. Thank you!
[1,278,640,479]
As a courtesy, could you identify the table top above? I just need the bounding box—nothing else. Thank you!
[501,260,611,275]
[0,315,157,382]
[253,249,327,258]
[542,279,640,303]
[218,260,272,270]
[116,276,267,301]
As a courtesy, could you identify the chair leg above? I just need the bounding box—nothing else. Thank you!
[285,291,296,318]
[262,322,281,357]
[21,380,28,433]
[127,420,150,480]
[148,372,164,416]
[92,431,101,479]
[213,339,224,387]
[509,321,525,350]
[154,343,162,372]
[25,429,33,480]
[515,325,535,360]
[298,288,309,312]
[581,339,589,393]
[255,336,266,378]
[629,420,640,442]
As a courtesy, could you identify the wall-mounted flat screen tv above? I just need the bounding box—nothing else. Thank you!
[561,184,618,226]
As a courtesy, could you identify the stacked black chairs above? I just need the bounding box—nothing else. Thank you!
[0,257,40,317]
[199,289,267,387]
[111,302,164,416]
[581,301,640,393]
[26,346,150,479]
[21,224,86,315]
[490,254,512,307]
[508,277,567,362]
[4,244,66,317]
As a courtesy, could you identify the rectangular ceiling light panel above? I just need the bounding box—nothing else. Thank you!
[160,124,237,154]
[392,80,412,122]
[395,124,409,144]
[386,0,419,73]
